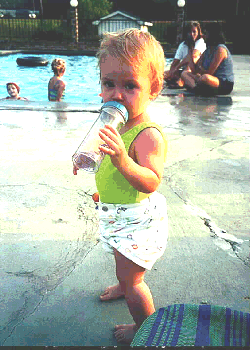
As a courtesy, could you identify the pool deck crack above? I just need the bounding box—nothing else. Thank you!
[1,241,99,345]
[168,184,249,268]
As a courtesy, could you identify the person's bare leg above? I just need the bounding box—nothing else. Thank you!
[182,71,220,90]
[165,69,182,87]
[199,74,220,88]
[175,66,191,87]
[113,249,155,344]
[100,283,125,301]
[164,69,171,80]
[181,71,198,88]
[175,77,185,87]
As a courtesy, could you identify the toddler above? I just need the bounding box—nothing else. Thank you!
[73,28,168,344]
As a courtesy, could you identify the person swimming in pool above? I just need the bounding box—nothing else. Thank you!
[0,82,28,100]
[48,58,66,101]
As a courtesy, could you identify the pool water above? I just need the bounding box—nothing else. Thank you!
[0,54,101,104]
[1,54,249,139]
[0,53,172,104]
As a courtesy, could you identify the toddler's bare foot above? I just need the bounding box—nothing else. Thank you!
[114,324,137,344]
[99,283,125,301]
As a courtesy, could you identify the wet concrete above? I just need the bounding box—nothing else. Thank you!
[0,55,249,346]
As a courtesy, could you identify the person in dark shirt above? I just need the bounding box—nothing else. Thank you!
[181,22,234,96]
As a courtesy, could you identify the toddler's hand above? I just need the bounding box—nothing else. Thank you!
[99,124,128,169]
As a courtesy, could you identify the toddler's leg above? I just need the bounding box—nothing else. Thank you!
[100,247,125,301]
[100,283,125,301]
[113,249,155,344]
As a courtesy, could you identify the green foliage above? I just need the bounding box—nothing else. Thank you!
[0,18,70,40]
[0,0,24,9]
[78,0,113,20]
[149,21,177,45]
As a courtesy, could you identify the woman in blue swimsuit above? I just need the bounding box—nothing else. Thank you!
[48,58,66,101]
[181,22,234,96]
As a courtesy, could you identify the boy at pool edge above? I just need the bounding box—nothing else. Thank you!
[73,28,168,344]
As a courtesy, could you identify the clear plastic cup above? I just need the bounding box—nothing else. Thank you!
[72,101,128,173]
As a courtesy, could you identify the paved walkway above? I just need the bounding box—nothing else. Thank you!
[0,55,249,346]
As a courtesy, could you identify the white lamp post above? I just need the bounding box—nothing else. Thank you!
[176,0,185,45]
[177,0,185,7]
[70,0,79,44]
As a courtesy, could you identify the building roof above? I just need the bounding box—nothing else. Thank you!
[92,10,152,26]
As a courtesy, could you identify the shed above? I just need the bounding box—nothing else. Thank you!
[92,11,153,36]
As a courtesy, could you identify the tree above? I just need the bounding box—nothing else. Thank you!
[78,0,113,20]
[0,0,22,9]
[0,0,40,10]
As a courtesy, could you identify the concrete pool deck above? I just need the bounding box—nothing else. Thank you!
[0,49,99,57]
[0,54,249,346]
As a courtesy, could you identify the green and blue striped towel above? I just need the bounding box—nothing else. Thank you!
[131,304,250,346]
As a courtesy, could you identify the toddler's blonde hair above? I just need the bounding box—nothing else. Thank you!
[97,28,165,98]
[51,58,66,76]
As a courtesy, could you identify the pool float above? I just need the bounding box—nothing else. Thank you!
[16,56,49,67]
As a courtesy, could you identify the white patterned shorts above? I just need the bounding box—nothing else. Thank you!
[98,191,168,270]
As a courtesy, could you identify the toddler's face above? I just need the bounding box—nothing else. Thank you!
[7,84,19,98]
[100,55,153,120]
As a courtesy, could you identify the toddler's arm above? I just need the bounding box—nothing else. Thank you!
[99,125,166,194]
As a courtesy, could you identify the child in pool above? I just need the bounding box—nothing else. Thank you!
[48,58,66,101]
[0,82,28,100]
[73,28,168,344]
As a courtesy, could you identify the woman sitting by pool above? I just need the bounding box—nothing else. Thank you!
[164,21,206,88]
[48,58,66,101]
[0,82,28,101]
[181,22,234,96]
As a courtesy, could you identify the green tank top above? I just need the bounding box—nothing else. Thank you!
[95,122,167,204]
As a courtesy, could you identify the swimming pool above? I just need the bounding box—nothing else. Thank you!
[0,53,101,104]
[0,53,177,135]
[1,53,249,138]
[0,53,173,104]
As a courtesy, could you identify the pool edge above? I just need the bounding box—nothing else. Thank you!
[0,49,175,58]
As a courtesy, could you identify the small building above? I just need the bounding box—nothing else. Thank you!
[92,10,153,36]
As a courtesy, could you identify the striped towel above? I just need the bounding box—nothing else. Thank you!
[131,304,250,346]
